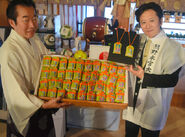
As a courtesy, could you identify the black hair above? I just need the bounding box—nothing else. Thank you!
[135,2,163,23]
[6,0,36,23]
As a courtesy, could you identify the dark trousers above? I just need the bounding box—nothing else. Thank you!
[7,109,57,137]
[125,120,160,137]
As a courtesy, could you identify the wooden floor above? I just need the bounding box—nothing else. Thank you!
[1,106,185,137]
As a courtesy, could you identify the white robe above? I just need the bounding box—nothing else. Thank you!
[122,30,185,130]
[0,29,48,135]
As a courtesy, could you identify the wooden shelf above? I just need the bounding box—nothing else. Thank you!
[36,29,55,34]
[163,28,185,31]
[171,90,185,108]
[0,0,9,27]
[163,22,185,25]
[39,96,128,110]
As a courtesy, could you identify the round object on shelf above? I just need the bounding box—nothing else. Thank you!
[60,25,73,39]
[44,34,55,46]
[83,16,109,42]
[74,50,87,59]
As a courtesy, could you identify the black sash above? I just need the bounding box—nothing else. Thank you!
[133,41,146,112]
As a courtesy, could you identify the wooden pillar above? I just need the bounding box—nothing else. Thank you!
[115,0,131,31]
[0,0,9,26]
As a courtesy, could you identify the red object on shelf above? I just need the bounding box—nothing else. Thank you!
[83,17,108,42]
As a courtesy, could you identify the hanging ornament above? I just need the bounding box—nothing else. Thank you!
[160,0,165,8]
[173,0,181,10]
[125,32,137,58]
[55,0,60,3]
[113,29,126,54]
[68,0,74,5]
[160,0,168,9]
[117,0,126,5]
[91,0,94,4]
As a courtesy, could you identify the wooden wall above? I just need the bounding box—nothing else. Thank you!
[0,0,9,27]
[171,75,185,108]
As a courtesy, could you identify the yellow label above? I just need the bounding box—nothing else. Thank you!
[125,45,134,58]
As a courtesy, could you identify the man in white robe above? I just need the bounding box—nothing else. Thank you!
[122,2,185,137]
[0,0,70,136]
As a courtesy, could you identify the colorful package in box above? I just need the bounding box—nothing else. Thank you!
[38,88,47,97]
[66,90,77,99]
[65,69,73,80]
[63,79,71,91]
[57,89,66,98]
[40,67,50,79]
[59,57,68,69]
[100,62,109,72]
[117,66,126,76]
[115,91,124,103]
[109,61,117,65]
[67,58,76,69]
[93,60,101,72]
[77,90,86,100]
[42,55,51,67]
[99,71,109,82]
[96,91,106,102]
[49,67,58,78]
[39,79,48,89]
[48,78,57,89]
[58,69,65,79]
[47,88,57,98]
[56,78,63,89]
[94,80,106,92]
[116,77,125,92]
[109,64,117,74]
[90,71,99,81]
[79,81,88,92]
[71,80,80,90]
[82,71,91,82]
[107,73,118,85]
[76,59,84,70]
[88,81,96,92]
[84,60,92,71]
[50,56,60,68]
[73,70,82,80]
[106,92,115,103]
[106,83,115,94]
[86,91,96,101]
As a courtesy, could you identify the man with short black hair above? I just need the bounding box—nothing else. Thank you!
[0,0,70,136]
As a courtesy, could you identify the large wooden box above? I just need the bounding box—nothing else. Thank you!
[34,55,128,110]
